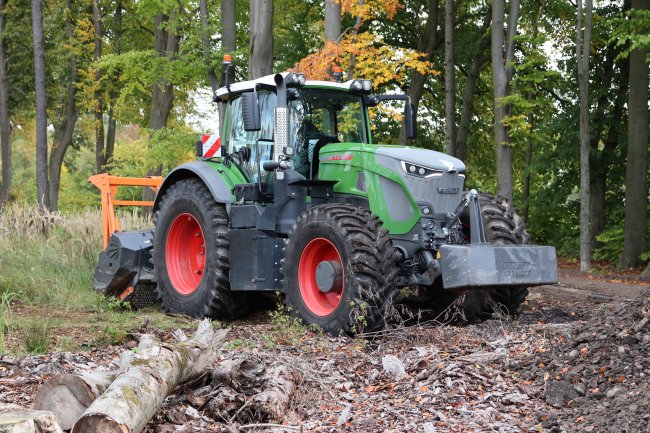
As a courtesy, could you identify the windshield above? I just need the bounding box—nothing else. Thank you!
[289,89,367,146]
[289,89,367,177]
[224,88,368,182]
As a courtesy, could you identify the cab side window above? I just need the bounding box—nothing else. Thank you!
[224,91,277,182]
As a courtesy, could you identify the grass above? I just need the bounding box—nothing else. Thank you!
[0,204,199,354]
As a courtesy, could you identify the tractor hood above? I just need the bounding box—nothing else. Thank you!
[375,147,466,174]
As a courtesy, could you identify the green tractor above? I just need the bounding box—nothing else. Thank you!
[93,71,557,334]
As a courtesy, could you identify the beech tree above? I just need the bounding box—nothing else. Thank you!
[576,0,592,272]
[249,0,273,79]
[444,0,455,156]
[0,0,10,204]
[218,0,235,133]
[491,0,520,203]
[48,0,78,211]
[31,0,49,211]
[620,0,649,268]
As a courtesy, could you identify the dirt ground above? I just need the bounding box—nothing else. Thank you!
[1,265,649,433]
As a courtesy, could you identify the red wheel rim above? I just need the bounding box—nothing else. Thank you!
[165,213,206,295]
[298,238,344,316]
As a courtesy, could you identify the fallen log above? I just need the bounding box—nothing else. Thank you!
[32,334,158,430]
[32,372,116,430]
[71,320,228,433]
[0,403,63,433]
[206,355,301,424]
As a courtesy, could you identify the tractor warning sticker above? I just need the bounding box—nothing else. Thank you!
[201,135,222,158]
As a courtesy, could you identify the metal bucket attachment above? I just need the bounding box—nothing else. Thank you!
[439,244,558,290]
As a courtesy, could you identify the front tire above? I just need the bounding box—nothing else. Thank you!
[282,204,398,335]
[423,192,531,320]
[462,192,531,318]
[153,179,250,319]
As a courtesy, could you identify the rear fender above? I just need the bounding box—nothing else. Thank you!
[153,161,233,213]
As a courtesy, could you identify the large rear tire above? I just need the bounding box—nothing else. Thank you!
[153,179,250,319]
[282,204,399,335]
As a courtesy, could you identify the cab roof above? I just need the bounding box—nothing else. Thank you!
[215,72,359,100]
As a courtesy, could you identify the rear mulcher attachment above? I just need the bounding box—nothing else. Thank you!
[90,70,558,335]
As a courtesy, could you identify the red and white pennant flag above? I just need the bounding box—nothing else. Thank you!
[201,134,222,158]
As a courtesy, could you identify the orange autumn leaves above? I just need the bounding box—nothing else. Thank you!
[293,1,437,87]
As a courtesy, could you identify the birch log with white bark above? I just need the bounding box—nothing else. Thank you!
[32,371,116,430]
[71,320,228,433]
[0,404,63,433]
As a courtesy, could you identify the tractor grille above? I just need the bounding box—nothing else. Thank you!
[403,171,465,215]
[356,172,366,192]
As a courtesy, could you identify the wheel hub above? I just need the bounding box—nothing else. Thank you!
[315,260,343,293]
[298,237,345,316]
[165,213,206,295]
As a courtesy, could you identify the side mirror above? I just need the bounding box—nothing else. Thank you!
[404,102,417,139]
[242,92,261,131]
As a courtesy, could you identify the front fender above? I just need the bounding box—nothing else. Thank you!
[153,161,234,213]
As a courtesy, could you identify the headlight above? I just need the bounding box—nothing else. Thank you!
[287,73,306,87]
[351,79,372,94]
[400,161,443,178]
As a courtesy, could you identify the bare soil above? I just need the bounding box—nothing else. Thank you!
[1,265,649,433]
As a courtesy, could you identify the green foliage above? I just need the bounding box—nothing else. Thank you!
[610,9,650,59]
[593,226,625,262]
[99,324,129,346]
[0,204,103,307]
[266,303,306,347]
[0,293,16,354]
[24,321,51,354]
[147,127,197,173]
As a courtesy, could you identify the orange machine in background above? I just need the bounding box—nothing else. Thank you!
[88,173,163,249]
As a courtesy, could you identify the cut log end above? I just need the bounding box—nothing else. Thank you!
[33,372,116,431]
[71,414,130,433]
[0,404,64,433]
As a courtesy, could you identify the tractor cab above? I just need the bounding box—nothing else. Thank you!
[215,73,379,184]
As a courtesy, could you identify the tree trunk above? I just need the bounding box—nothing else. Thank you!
[71,322,228,433]
[444,0,455,156]
[92,0,106,172]
[104,0,122,166]
[399,0,441,144]
[48,0,77,212]
[32,0,49,211]
[576,0,592,272]
[522,8,542,223]
[491,0,519,203]
[619,0,649,268]
[149,12,178,132]
[200,0,219,94]
[0,404,63,433]
[588,45,616,245]
[33,372,117,430]
[591,71,626,247]
[219,0,236,135]
[324,0,341,43]
[248,0,273,79]
[455,6,490,162]
[522,99,534,223]
[0,0,10,206]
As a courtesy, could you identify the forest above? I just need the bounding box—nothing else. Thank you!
[0,0,648,271]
